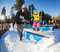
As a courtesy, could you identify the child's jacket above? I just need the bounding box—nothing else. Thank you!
[33,13,40,22]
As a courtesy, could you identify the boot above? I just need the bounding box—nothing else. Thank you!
[37,28,39,31]
[33,28,35,30]
[20,32,23,41]
[20,38,22,41]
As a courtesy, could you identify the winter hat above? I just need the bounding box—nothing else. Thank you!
[33,9,37,13]
[21,6,25,9]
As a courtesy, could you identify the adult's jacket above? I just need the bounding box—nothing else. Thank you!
[13,10,26,26]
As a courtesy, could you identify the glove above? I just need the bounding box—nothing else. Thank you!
[22,19,26,22]
[13,26,14,30]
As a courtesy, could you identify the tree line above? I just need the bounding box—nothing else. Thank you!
[0,0,52,23]
[52,15,60,21]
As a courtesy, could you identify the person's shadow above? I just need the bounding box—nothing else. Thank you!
[48,29,60,48]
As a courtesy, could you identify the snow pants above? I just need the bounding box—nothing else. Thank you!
[17,24,23,39]
[33,21,40,29]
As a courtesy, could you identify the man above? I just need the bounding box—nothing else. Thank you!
[13,6,26,41]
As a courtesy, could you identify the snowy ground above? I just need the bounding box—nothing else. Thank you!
[1,23,60,52]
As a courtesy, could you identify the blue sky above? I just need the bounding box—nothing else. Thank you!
[0,0,60,19]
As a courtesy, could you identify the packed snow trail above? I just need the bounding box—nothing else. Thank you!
[1,23,60,52]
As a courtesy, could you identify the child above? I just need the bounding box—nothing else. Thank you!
[32,9,40,31]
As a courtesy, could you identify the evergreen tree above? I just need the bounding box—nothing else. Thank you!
[10,6,15,22]
[28,5,31,12]
[11,14,15,22]
[14,0,25,11]
[28,5,31,18]
[31,4,35,17]
[42,11,51,21]
[25,5,31,20]
[1,7,6,15]
[26,11,31,20]
[1,7,7,20]
[25,6,27,11]
[10,6,14,15]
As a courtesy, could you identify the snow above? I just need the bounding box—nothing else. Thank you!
[43,43,60,52]
[1,23,60,52]
[1,30,54,52]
